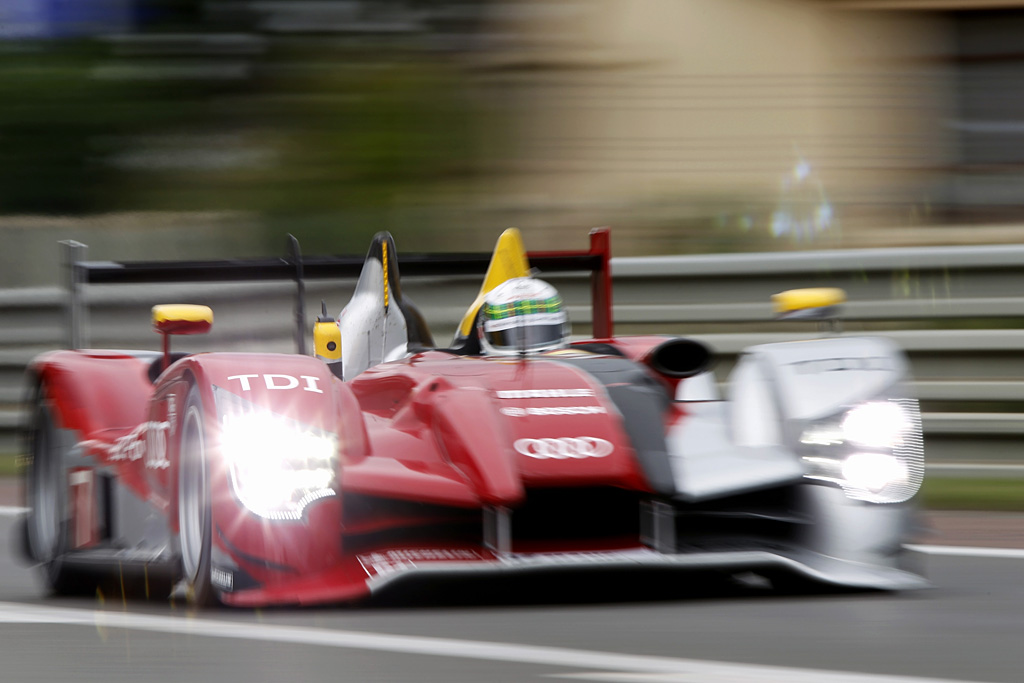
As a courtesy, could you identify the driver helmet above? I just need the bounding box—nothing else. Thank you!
[478,277,569,355]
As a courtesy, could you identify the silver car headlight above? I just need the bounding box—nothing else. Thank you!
[220,412,338,520]
[800,398,923,504]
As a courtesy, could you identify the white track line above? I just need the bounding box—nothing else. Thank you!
[0,601,991,683]
[907,544,1024,559]
[927,463,1024,473]
[0,506,26,516]
[551,675,974,683]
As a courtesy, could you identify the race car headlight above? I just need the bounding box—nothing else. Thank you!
[220,412,338,520]
[841,401,912,449]
[800,398,923,504]
[841,452,908,494]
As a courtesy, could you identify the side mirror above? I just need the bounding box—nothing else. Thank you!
[152,304,213,372]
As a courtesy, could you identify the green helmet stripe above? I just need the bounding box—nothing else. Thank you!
[484,296,562,320]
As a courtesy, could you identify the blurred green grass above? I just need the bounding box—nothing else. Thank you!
[0,41,497,256]
[0,453,18,478]
[0,451,1021,510]
[921,477,1024,512]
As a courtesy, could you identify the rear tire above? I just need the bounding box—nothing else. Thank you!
[24,385,89,595]
[178,386,218,606]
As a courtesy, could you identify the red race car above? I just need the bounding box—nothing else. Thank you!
[21,228,927,606]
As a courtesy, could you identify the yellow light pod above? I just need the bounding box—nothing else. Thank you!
[152,304,213,336]
[771,288,846,320]
[314,320,342,360]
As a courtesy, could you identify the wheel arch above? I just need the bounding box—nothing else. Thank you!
[25,350,155,441]
[167,353,355,603]
[164,352,367,527]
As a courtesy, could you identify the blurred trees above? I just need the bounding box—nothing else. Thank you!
[6,1,978,258]
[0,1,492,253]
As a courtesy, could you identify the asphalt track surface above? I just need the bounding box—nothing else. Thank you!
[2,506,1024,683]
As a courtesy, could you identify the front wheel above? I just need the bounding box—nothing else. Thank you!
[178,386,217,606]
[24,384,87,594]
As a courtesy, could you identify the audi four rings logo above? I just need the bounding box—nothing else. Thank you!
[513,437,614,459]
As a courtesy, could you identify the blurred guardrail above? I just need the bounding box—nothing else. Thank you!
[2,241,1024,473]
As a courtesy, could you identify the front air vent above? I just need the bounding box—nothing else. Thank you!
[499,487,643,552]
[657,485,809,553]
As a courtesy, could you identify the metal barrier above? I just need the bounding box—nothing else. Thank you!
[1,240,1022,468]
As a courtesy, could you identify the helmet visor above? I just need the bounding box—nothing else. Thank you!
[482,311,567,353]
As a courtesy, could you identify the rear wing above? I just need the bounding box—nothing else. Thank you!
[61,227,613,352]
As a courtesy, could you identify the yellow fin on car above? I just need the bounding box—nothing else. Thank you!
[456,228,531,337]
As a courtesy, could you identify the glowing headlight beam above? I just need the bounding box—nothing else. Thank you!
[842,401,911,450]
[220,412,338,520]
[800,398,923,504]
[841,452,908,494]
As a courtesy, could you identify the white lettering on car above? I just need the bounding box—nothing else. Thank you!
[108,422,171,469]
[166,393,177,436]
[264,374,299,390]
[210,568,234,591]
[500,406,607,417]
[787,357,893,374]
[145,423,170,470]
[357,549,483,578]
[227,373,324,393]
[496,389,594,399]
[227,374,259,391]
[513,437,614,459]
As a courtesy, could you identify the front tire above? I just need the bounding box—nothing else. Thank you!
[178,386,217,606]
[24,384,87,594]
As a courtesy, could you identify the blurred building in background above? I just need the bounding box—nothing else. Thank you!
[478,0,1024,251]
[4,0,1024,285]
